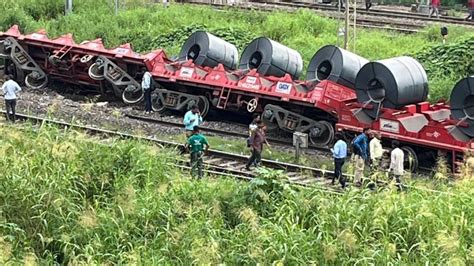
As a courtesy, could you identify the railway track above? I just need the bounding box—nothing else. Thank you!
[191,2,424,33]
[188,1,473,33]
[125,113,332,152]
[1,111,454,194]
[267,1,473,26]
[2,111,343,191]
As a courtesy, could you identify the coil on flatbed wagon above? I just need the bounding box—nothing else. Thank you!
[450,76,474,137]
[179,31,239,70]
[355,56,428,117]
[238,37,303,79]
[306,45,368,89]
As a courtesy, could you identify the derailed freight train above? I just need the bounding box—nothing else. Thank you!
[0,25,472,173]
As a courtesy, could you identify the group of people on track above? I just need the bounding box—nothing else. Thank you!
[180,101,406,190]
[331,127,405,190]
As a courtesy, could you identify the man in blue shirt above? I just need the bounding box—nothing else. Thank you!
[331,132,347,188]
[352,127,371,185]
[183,105,203,137]
[1,75,21,123]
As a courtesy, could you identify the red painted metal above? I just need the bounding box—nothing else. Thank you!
[1,25,473,158]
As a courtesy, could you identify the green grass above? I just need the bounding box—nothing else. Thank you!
[1,122,473,264]
[0,0,473,100]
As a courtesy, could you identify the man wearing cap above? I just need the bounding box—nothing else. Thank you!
[186,126,209,179]
[245,121,269,170]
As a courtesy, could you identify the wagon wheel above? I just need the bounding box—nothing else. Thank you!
[122,85,144,104]
[308,120,334,147]
[262,108,278,130]
[25,71,48,89]
[88,61,105,80]
[401,146,418,173]
[198,96,210,118]
[247,98,258,113]
[151,90,166,113]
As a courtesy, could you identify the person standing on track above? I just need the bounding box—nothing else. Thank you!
[183,105,203,138]
[429,0,441,18]
[365,0,372,11]
[388,140,404,191]
[246,121,269,171]
[370,131,383,170]
[1,75,21,123]
[186,126,209,179]
[141,68,153,114]
[247,113,261,147]
[331,132,347,188]
[352,127,371,185]
[368,131,383,189]
[466,0,474,20]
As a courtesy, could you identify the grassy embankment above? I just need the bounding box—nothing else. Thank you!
[0,122,473,264]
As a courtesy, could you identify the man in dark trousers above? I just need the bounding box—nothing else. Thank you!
[466,0,474,21]
[331,132,347,188]
[352,127,371,185]
[245,121,269,170]
[141,68,153,114]
[186,126,209,179]
[1,75,21,122]
[365,0,372,11]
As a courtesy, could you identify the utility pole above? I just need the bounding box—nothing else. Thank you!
[115,0,119,16]
[352,0,357,52]
[344,0,349,49]
[342,0,357,51]
[65,0,73,15]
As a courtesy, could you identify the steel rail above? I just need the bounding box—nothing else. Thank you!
[0,111,452,195]
[255,1,474,26]
[189,2,425,33]
[124,113,332,152]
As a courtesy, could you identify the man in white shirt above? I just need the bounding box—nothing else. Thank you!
[388,140,404,191]
[368,131,383,189]
[1,75,21,122]
[141,69,153,114]
[370,132,383,168]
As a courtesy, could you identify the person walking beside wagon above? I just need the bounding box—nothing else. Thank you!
[429,0,441,18]
[370,132,383,170]
[245,121,269,171]
[1,75,21,123]
[141,69,153,114]
[466,0,474,21]
[352,127,371,185]
[183,105,203,138]
[186,126,209,179]
[388,140,404,191]
[247,113,261,147]
[365,0,372,11]
[331,132,347,188]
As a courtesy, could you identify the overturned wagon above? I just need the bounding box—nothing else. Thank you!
[0,25,472,173]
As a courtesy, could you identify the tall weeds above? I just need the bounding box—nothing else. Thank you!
[0,123,473,264]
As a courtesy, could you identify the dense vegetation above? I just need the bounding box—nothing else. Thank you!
[0,0,473,100]
[0,123,472,264]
